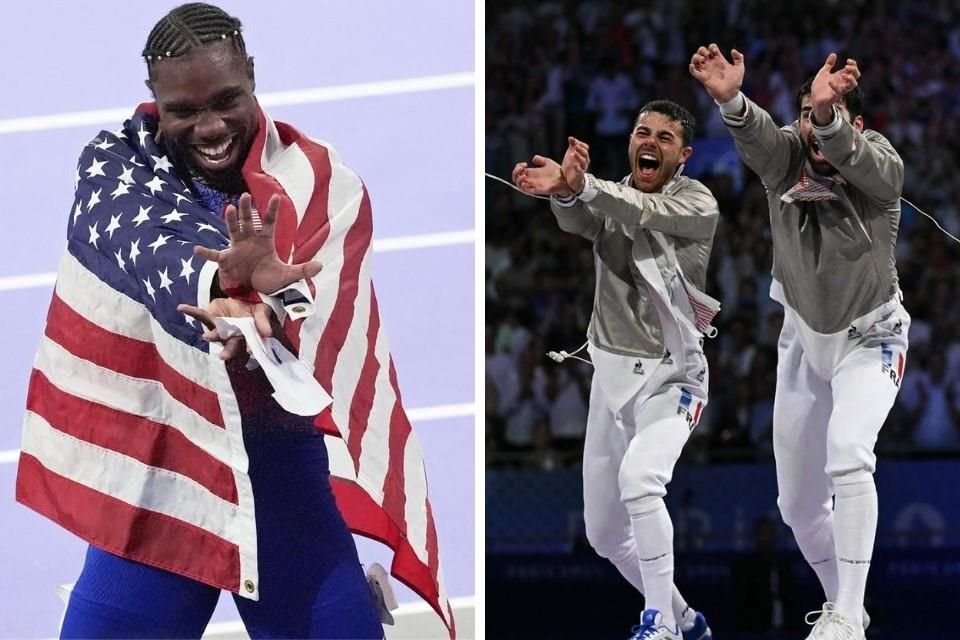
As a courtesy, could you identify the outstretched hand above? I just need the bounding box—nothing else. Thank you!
[561,137,590,194]
[810,53,860,120]
[512,155,570,197]
[689,43,745,103]
[194,193,322,294]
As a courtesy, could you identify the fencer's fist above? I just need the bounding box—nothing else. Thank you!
[689,43,745,103]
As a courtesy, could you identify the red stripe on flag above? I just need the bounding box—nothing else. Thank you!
[27,369,238,505]
[45,295,224,429]
[16,454,241,592]
[346,290,383,473]
[693,401,703,426]
[381,358,412,533]
[897,352,905,380]
[331,478,455,639]
[242,111,297,261]
[312,190,373,393]
[287,134,333,264]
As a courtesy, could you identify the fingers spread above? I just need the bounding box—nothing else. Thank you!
[193,245,222,263]
[178,303,216,330]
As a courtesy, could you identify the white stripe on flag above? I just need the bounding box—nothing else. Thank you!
[34,337,240,467]
[402,437,430,565]
[297,150,366,368]
[21,411,243,544]
[354,326,396,503]
[56,252,224,393]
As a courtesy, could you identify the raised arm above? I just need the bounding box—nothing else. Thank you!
[578,174,718,241]
[807,54,903,203]
[514,139,603,240]
[690,43,800,187]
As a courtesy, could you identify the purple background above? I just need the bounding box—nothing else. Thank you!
[0,1,475,637]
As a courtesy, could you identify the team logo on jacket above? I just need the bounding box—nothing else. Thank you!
[677,388,703,429]
[880,342,905,388]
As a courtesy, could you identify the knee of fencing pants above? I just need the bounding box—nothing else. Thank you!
[829,468,874,489]
[777,486,833,533]
[617,417,684,506]
[825,420,878,478]
[582,500,633,560]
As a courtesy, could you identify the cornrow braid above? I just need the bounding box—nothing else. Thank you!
[142,3,247,72]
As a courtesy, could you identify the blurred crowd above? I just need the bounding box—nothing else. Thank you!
[486,0,960,468]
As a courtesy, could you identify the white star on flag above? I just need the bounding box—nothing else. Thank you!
[157,268,174,293]
[88,222,101,249]
[85,158,108,179]
[111,182,132,200]
[151,155,174,173]
[74,166,81,190]
[143,276,156,301]
[118,165,136,185]
[105,214,122,239]
[87,188,102,211]
[145,176,166,195]
[179,256,196,284]
[183,313,197,327]
[162,209,188,223]
[132,206,152,227]
[148,233,171,254]
[174,193,192,206]
[129,155,145,168]
[196,222,220,234]
[93,138,114,151]
[72,202,83,224]
[137,122,150,147]
[130,239,141,266]
[115,249,126,272]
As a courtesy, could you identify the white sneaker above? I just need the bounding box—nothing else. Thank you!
[629,609,682,640]
[805,603,866,640]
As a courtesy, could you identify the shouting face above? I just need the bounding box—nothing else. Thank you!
[628,110,693,193]
[148,40,259,192]
[798,93,864,176]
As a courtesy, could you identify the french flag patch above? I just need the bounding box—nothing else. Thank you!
[677,388,703,429]
[880,342,905,388]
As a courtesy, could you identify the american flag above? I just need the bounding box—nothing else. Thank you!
[15,104,454,636]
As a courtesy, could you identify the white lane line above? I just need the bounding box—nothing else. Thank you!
[0,72,474,135]
[0,228,474,293]
[373,229,474,253]
[0,402,475,466]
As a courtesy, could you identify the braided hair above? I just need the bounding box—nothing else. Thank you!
[142,3,247,76]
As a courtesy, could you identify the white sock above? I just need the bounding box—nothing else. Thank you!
[791,513,839,602]
[627,496,677,629]
[604,542,696,628]
[674,594,697,631]
[832,473,877,626]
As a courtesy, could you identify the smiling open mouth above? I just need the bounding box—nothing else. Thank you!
[193,136,236,166]
[637,152,660,179]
